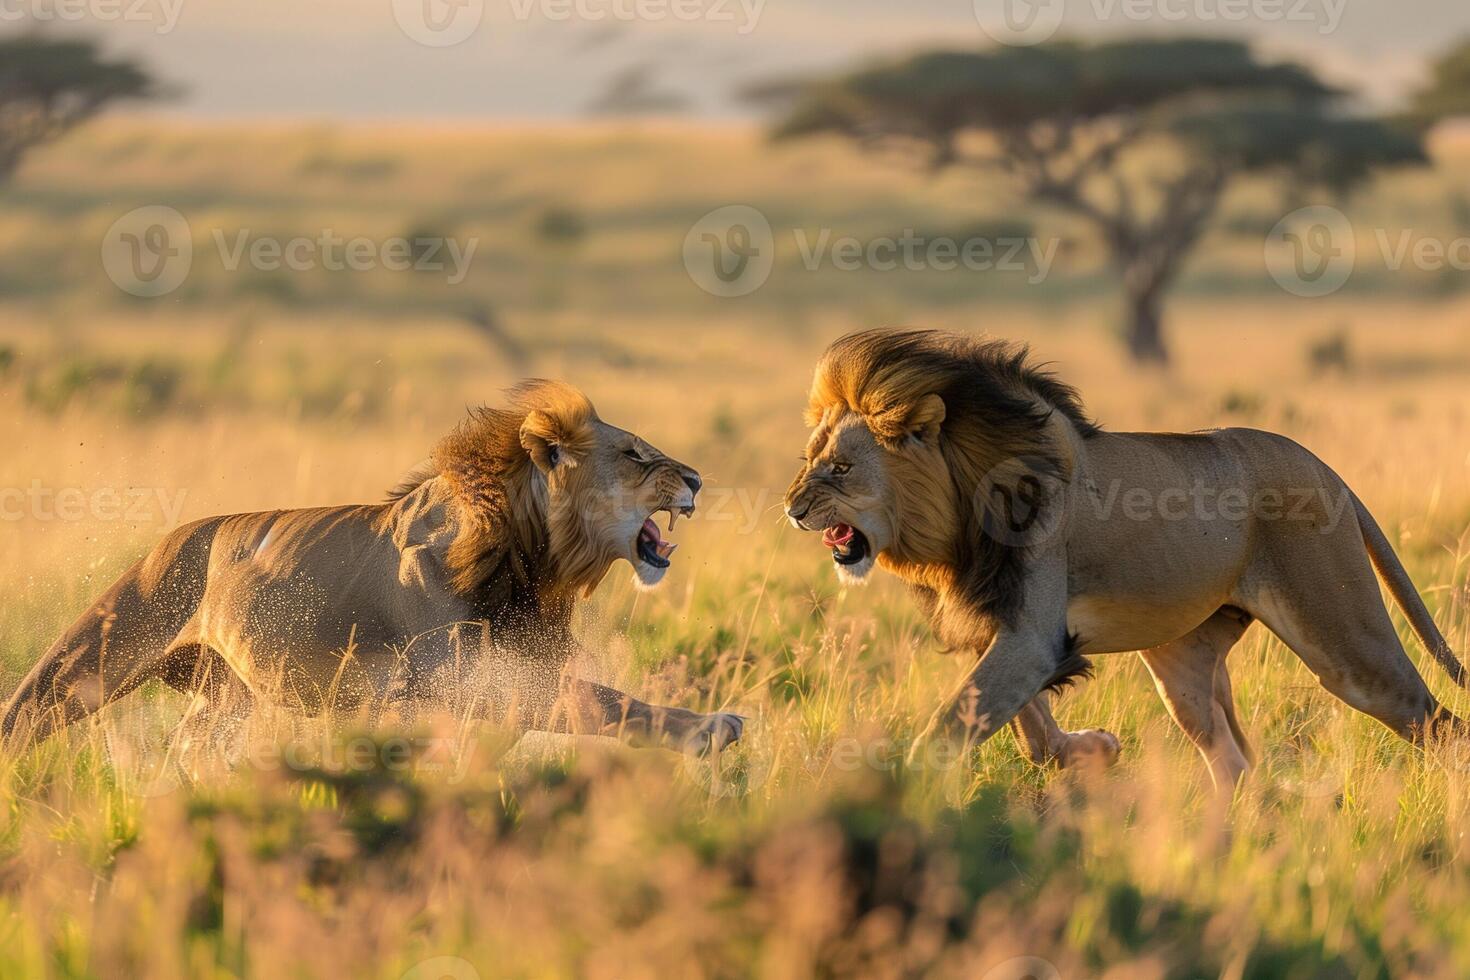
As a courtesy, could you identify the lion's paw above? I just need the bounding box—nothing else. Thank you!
[1058,729,1120,770]
[679,712,745,756]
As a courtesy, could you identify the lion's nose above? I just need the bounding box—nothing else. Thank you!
[682,473,702,496]
[786,499,810,523]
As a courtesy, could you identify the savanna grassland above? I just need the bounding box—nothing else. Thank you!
[0,120,1468,978]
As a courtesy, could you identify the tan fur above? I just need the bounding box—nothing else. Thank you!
[786,329,1465,792]
[3,381,742,756]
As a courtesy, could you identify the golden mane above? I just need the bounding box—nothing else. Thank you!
[809,328,1100,633]
[391,380,600,604]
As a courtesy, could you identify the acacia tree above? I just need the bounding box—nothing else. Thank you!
[1410,38,1470,125]
[0,36,156,183]
[752,39,1425,363]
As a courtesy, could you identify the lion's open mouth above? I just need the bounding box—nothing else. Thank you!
[636,507,689,570]
[822,523,870,566]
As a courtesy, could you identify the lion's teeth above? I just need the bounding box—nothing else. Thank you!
[667,511,679,533]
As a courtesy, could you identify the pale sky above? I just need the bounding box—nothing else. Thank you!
[8,0,1468,118]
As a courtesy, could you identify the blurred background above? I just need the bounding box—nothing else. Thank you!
[2,0,1468,572]
[3,4,1470,975]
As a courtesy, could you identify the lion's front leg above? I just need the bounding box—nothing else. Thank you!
[1010,692,1120,770]
[923,553,1082,755]
[552,678,743,755]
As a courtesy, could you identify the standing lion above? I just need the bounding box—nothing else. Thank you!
[3,381,743,755]
[783,329,1465,791]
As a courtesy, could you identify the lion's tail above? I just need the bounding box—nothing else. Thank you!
[1352,492,1469,689]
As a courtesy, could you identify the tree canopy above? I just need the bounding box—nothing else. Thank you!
[1410,38,1470,125]
[0,36,158,181]
[755,38,1426,363]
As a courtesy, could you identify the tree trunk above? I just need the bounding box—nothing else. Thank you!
[1123,287,1169,365]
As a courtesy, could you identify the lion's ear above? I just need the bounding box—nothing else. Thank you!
[868,394,946,448]
[904,394,946,445]
[520,410,577,474]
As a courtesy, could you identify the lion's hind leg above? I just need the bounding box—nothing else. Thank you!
[3,563,192,747]
[1248,584,1457,744]
[1140,609,1254,794]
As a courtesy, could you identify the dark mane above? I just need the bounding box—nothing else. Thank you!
[977,341,1101,439]
[809,328,1101,635]
[808,327,1100,439]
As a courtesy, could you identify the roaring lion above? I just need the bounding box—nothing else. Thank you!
[784,329,1466,790]
[2,381,743,755]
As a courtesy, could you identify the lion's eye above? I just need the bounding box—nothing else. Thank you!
[622,449,645,462]
[830,462,851,477]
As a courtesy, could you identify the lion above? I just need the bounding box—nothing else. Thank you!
[2,380,743,756]
[783,328,1466,791]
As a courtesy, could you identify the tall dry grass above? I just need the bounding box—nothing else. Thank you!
[0,122,1467,977]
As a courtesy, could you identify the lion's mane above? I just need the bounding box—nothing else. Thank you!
[386,380,600,614]
[808,328,1101,638]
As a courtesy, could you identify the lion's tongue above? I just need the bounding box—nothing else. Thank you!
[641,518,676,558]
[822,523,855,549]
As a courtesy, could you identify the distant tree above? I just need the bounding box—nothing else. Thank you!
[0,36,157,182]
[751,39,1426,364]
[1410,38,1470,125]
